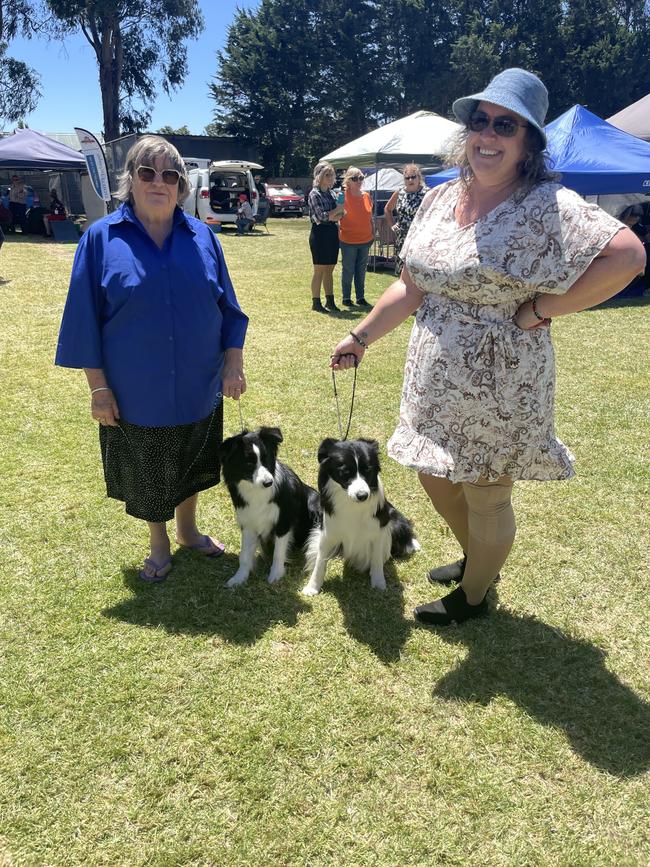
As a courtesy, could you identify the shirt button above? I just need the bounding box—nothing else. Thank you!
[169,336,173,341]
[171,370,175,375]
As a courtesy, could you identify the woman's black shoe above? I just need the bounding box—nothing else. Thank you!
[342,298,355,307]
[312,299,327,312]
[414,585,488,626]
[427,555,467,585]
[325,295,340,312]
[427,555,500,586]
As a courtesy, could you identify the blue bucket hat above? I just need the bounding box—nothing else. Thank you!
[452,68,548,147]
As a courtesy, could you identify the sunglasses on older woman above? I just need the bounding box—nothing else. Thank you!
[136,165,181,185]
[404,174,419,181]
[468,111,527,138]
[348,174,364,182]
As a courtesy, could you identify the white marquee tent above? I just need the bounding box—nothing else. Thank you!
[321,111,460,168]
[607,93,650,142]
[361,167,402,193]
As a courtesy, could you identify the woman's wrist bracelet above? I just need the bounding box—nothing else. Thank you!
[90,386,111,396]
[349,331,369,350]
[532,297,548,321]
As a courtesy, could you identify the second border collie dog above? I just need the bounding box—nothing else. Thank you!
[302,438,420,595]
[219,427,321,587]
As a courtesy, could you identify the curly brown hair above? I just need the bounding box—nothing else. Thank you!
[445,126,558,190]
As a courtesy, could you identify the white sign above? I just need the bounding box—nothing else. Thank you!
[75,128,111,202]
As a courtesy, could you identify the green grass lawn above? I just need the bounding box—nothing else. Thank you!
[1,220,649,866]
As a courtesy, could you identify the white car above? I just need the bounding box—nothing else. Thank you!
[183,160,263,226]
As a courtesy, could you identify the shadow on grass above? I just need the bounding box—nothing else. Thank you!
[326,560,410,665]
[319,309,371,321]
[227,233,273,239]
[426,608,650,777]
[102,549,311,645]
[103,549,412,662]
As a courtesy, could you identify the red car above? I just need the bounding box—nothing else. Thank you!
[266,185,304,217]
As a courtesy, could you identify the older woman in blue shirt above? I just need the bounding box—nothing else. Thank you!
[56,135,248,583]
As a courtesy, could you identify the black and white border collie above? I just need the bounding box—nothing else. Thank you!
[219,427,321,588]
[301,438,420,596]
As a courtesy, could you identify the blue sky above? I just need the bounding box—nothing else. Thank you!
[8,0,257,136]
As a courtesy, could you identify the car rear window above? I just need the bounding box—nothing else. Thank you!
[210,172,247,188]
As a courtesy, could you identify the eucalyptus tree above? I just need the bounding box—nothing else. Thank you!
[0,0,42,121]
[45,0,204,140]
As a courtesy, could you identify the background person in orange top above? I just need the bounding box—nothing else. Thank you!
[339,166,374,308]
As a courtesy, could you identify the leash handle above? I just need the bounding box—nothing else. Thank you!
[331,354,358,441]
[238,396,245,432]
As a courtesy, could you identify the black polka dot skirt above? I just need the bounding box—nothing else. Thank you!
[99,403,223,523]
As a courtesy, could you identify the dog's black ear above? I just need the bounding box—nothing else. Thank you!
[317,437,338,463]
[219,431,247,461]
[358,438,379,456]
[258,426,283,447]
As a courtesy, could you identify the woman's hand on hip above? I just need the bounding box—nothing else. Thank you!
[91,388,120,426]
[330,334,364,370]
[513,299,551,331]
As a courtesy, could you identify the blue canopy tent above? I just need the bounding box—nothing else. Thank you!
[426,105,650,195]
[0,128,85,171]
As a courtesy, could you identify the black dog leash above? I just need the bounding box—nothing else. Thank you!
[331,354,358,441]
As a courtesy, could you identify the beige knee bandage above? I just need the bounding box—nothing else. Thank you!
[463,479,516,547]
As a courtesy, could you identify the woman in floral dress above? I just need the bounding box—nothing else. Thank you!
[330,68,645,625]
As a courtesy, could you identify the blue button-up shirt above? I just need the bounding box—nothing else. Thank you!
[55,203,248,427]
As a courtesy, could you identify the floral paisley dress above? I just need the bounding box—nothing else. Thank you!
[392,185,428,272]
[387,180,622,482]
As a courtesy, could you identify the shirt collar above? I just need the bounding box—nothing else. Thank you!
[107,201,196,234]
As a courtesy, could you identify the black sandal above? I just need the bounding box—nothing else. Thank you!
[427,555,466,586]
[414,585,488,626]
[426,555,501,587]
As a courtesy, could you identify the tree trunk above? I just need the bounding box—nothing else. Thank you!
[85,11,122,141]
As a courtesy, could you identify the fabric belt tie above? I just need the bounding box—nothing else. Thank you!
[474,320,519,370]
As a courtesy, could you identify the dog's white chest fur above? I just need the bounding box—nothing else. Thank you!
[322,481,391,569]
[303,476,392,595]
[235,479,279,541]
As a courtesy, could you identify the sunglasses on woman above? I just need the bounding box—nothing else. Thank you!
[135,165,181,185]
[348,175,364,182]
[468,111,527,138]
[404,174,419,181]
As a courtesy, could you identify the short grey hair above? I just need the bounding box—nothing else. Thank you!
[115,135,189,203]
[403,163,423,183]
[312,161,336,189]
[444,126,557,191]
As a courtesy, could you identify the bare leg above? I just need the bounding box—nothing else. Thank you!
[175,493,223,553]
[311,265,325,299]
[321,264,335,296]
[142,520,171,578]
